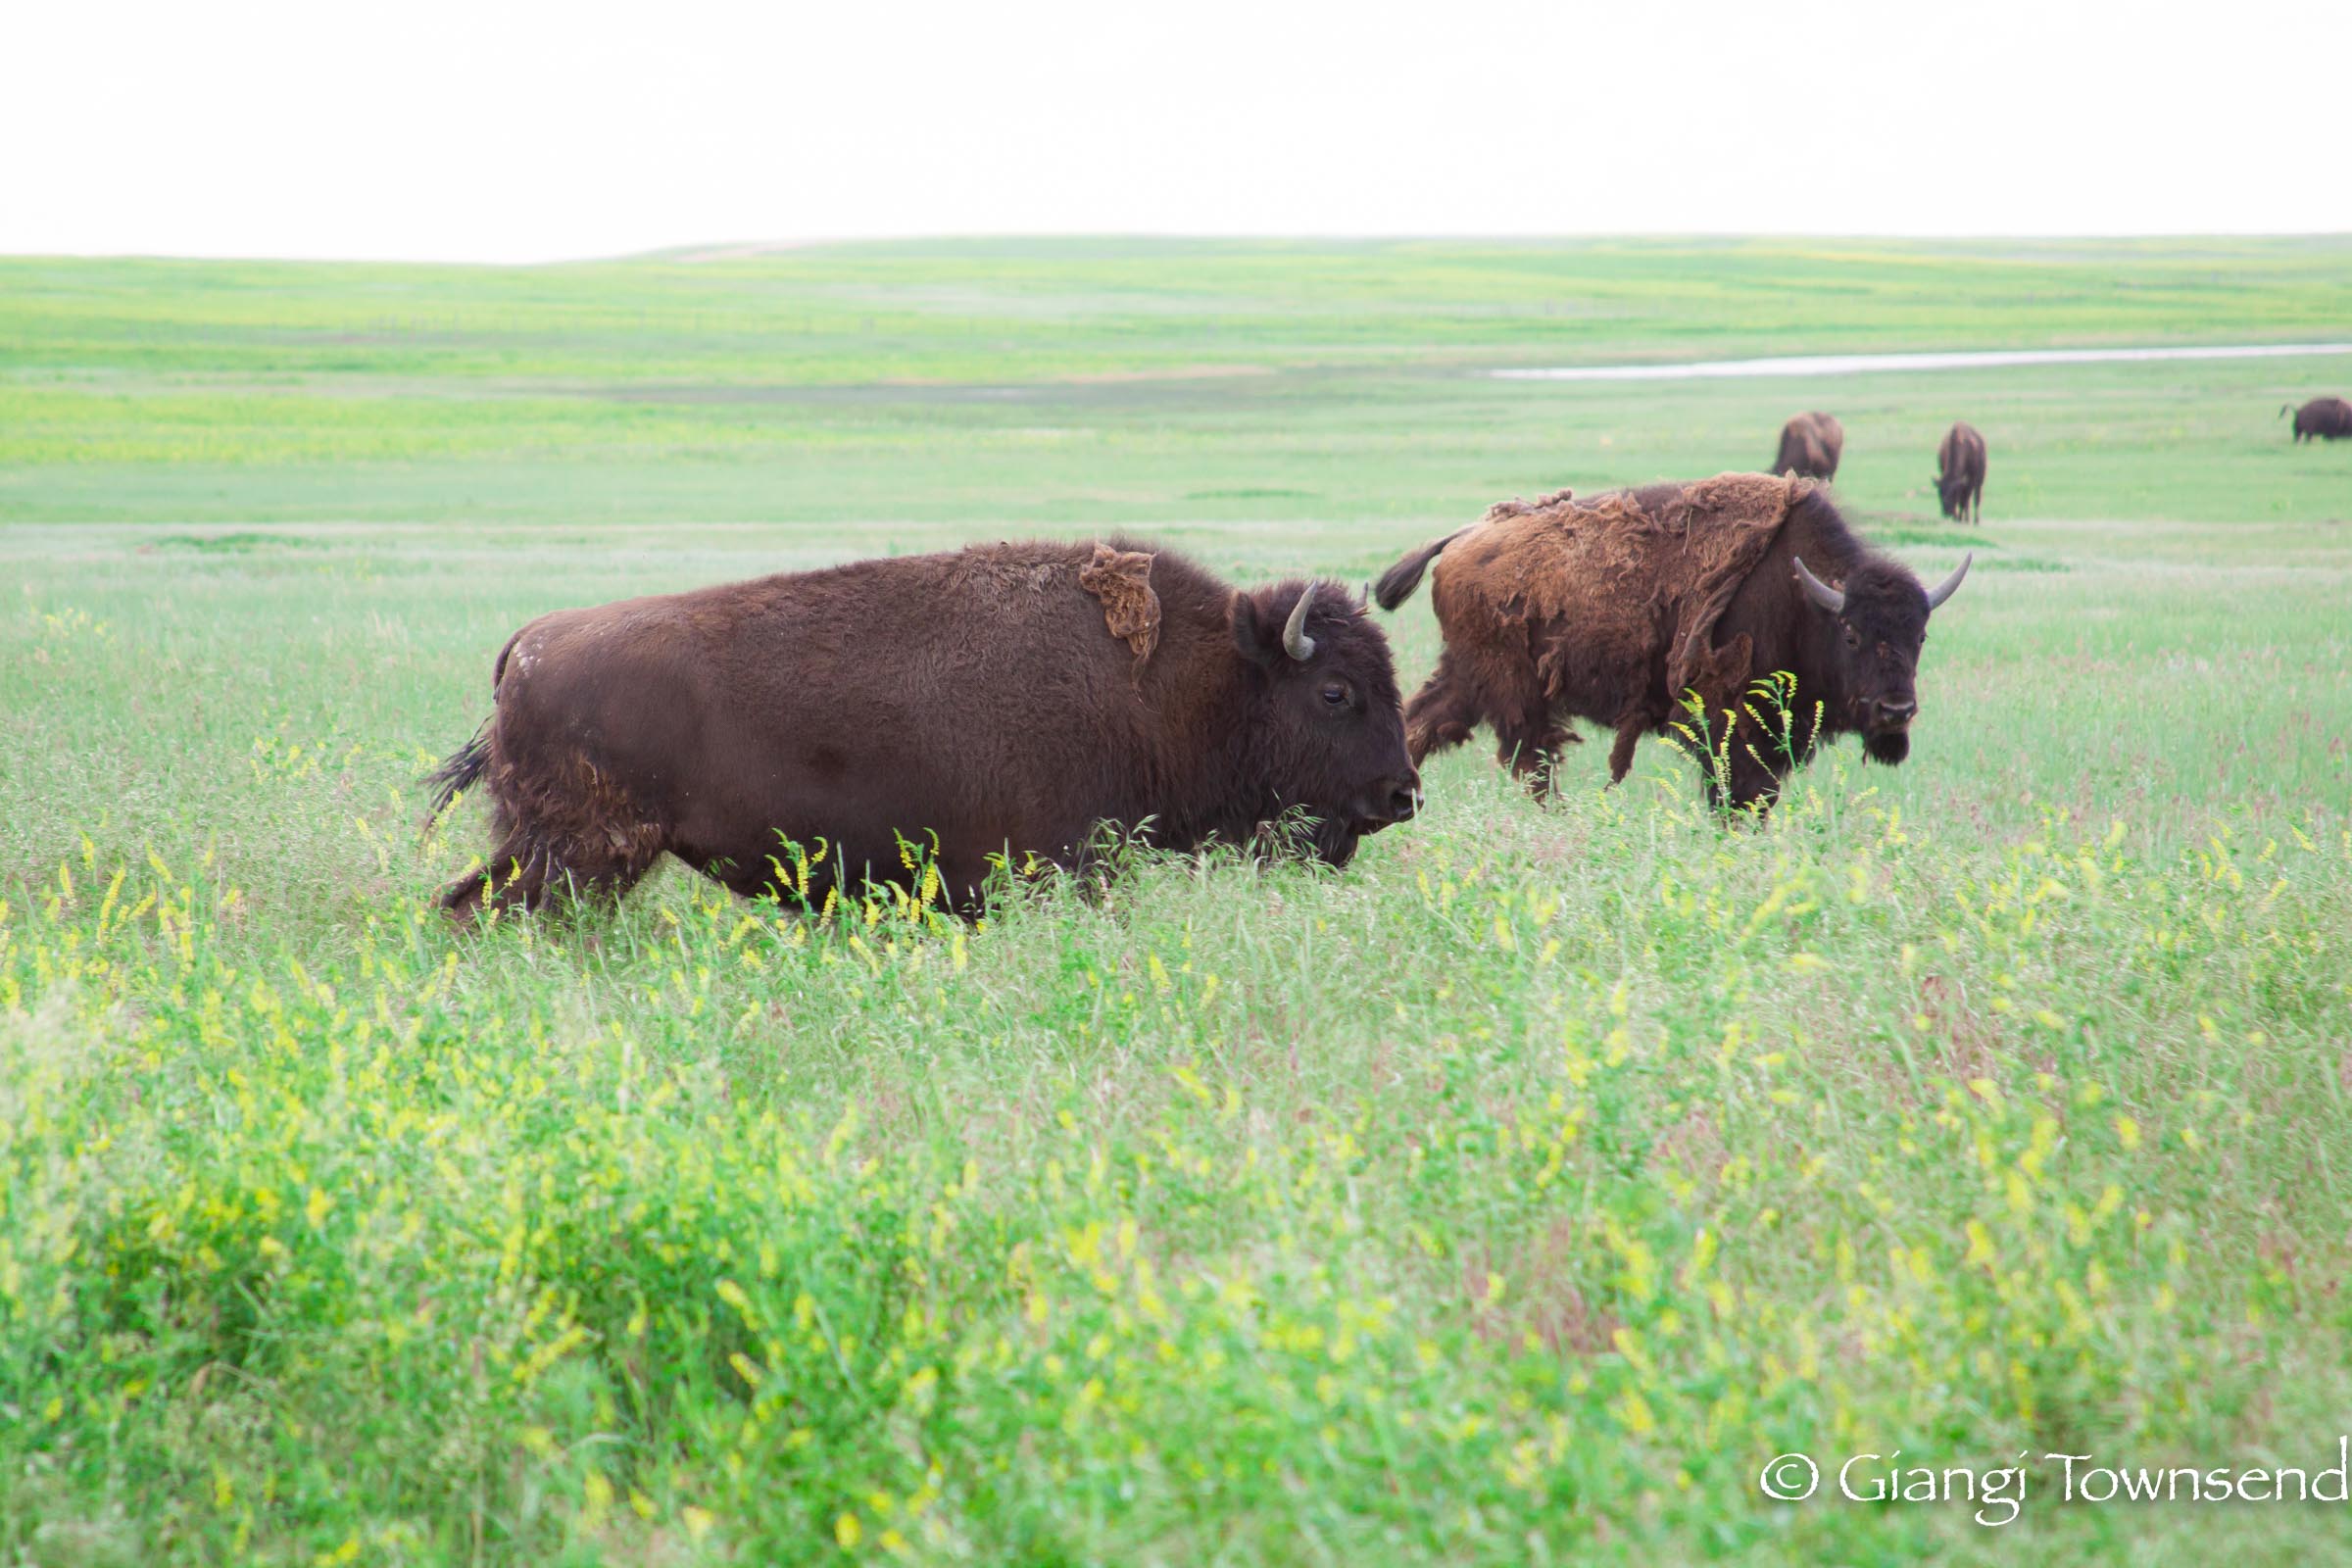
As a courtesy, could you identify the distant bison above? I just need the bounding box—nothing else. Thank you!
[1374,473,1969,811]
[1936,420,1987,522]
[428,539,1420,918]
[2282,396,2352,443]
[1774,411,1844,481]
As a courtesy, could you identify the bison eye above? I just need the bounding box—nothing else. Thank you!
[1843,625,1860,649]
[1320,684,1348,708]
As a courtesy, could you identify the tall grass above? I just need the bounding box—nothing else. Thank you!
[5,742,2347,1563]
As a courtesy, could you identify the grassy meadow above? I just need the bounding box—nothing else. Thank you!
[3,238,2351,1564]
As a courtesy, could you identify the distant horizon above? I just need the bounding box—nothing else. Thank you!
[9,230,2352,270]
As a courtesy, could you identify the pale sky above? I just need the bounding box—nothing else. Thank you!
[6,0,2346,264]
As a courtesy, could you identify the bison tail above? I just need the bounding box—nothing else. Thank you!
[1374,528,1469,612]
[423,722,493,817]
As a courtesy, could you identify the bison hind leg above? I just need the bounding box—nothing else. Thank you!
[440,818,664,925]
[439,835,564,922]
[1606,718,1648,785]
[1494,721,1577,800]
[439,835,555,923]
[439,864,495,921]
[1401,655,1487,767]
[1487,661,1575,801]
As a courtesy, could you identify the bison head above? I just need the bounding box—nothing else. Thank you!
[1791,553,1970,765]
[1934,471,1967,519]
[1232,580,1419,865]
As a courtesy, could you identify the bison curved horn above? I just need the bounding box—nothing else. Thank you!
[1283,583,1319,662]
[1791,556,1845,614]
[1925,553,1972,612]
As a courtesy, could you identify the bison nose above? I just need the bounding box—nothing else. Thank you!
[1387,775,1422,822]
[1878,697,1918,724]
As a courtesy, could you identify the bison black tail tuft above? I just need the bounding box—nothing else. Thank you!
[424,723,493,816]
[1374,527,1469,612]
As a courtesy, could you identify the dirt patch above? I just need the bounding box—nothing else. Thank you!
[1054,364,1272,385]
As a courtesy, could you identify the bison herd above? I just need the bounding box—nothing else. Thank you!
[432,392,2344,919]
[1777,412,1988,522]
[430,470,1958,918]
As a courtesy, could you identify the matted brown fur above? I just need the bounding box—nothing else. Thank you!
[1451,472,1800,707]
[1077,542,1162,672]
[427,536,1419,918]
[1376,472,1965,809]
[1395,473,1801,785]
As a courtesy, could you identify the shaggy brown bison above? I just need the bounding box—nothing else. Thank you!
[1774,412,1844,481]
[427,539,1419,918]
[1936,420,1987,522]
[1374,473,1969,811]
[2282,396,2352,443]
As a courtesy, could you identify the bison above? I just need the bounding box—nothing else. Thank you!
[1935,420,1987,522]
[1774,411,1844,482]
[1373,472,1969,811]
[426,538,1420,918]
[2282,396,2352,443]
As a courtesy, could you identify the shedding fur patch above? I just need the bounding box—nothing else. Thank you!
[1078,542,1161,674]
[1439,471,1808,717]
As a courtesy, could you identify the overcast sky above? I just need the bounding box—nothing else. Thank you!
[7,0,2346,264]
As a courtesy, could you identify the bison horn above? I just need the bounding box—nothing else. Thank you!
[1791,556,1845,614]
[1283,583,1319,661]
[1925,553,1972,612]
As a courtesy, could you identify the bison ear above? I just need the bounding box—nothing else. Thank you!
[1230,591,1284,670]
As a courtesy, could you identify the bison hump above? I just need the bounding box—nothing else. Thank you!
[1448,471,1800,713]
[1079,542,1162,674]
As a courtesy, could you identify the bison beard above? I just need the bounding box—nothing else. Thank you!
[1376,473,1966,812]
[1863,730,1911,766]
[427,539,1419,919]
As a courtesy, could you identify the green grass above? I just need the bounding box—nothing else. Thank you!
[6,236,2351,527]
[3,239,2351,1565]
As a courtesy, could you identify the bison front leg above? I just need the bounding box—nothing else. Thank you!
[1722,746,1787,816]
[1714,697,1802,816]
[1670,704,1784,818]
[1688,746,1785,817]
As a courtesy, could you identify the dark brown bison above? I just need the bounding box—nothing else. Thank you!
[1374,473,1969,811]
[427,539,1419,918]
[1774,411,1844,481]
[1935,420,1987,522]
[2282,396,2352,443]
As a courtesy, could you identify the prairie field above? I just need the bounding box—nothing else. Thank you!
[3,238,2351,1565]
